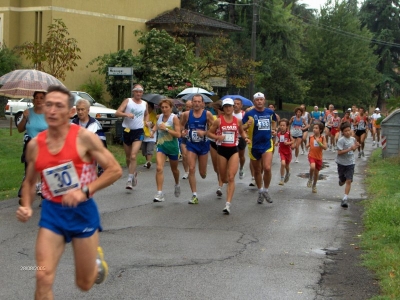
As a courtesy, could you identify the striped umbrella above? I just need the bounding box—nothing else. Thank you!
[0,69,65,99]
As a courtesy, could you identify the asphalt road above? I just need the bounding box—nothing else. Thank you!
[0,130,376,300]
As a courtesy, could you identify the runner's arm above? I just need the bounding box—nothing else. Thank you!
[115,98,133,118]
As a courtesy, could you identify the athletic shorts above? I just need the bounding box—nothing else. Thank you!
[331,127,340,136]
[141,141,155,156]
[249,139,274,160]
[279,151,292,164]
[355,130,366,137]
[180,137,187,145]
[122,128,144,146]
[156,148,179,161]
[337,164,355,183]
[238,137,246,151]
[39,198,102,243]
[217,146,238,161]
[186,140,210,156]
[210,140,218,151]
[308,157,323,171]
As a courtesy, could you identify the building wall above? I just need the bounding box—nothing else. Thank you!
[0,0,180,91]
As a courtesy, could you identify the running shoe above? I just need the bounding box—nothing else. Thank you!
[312,186,317,193]
[239,169,244,180]
[334,146,337,151]
[295,157,299,163]
[36,183,42,196]
[132,172,138,187]
[358,152,361,158]
[216,187,222,197]
[182,172,189,179]
[341,198,349,208]
[279,180,284,186]
[262,190,273,203]
[284,172,291,183]
[188,195,199,204]
[146,161,151,169]
[178,155,183,161]
[249,178,256,186]
[153,192,165,202]
[301,150,304,155]
[143,163,147,168]
[307,180,312,188]
[95,246,108,284]
[362,151,365,157]
[174,185,181,198]
[223,203,231,215]
[372,141,376,146]
[257,193,264,204]
[126,179,133,190]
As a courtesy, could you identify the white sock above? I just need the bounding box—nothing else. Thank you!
[343,194,348,200]
[128,174,133,180]
[158,191,162,194]
[259,188,264,193]
[226,202,231,206]
[193,192,197,196]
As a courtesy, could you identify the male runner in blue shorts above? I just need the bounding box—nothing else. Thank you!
[242,92,277,204]
[16,85,122,298]
[180,94,215,204]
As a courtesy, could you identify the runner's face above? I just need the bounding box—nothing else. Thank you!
[44,91,74,126]
[279,122,287,132]
[296,110,302,117]
[185,101,192,110]
[342,127,352,138]
[161,103,172,115]
[313,125,320,135]
[222,104,233,115]
[192,96,203,110]
[132,85,144,100]
[268,105,275,111]
[233,100,242,112]
[253,97,265,109]
[33,93,45,108]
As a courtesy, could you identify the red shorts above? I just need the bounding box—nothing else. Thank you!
[308,157,323,171]
[279,152,292,164]
[331,127,339,136]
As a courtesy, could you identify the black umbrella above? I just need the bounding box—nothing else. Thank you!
[180,93,213,103]
[141,93,166,105]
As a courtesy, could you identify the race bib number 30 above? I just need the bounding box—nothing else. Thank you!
[223,131,235,144]
[258,119,270,130]
[43,161,80,197]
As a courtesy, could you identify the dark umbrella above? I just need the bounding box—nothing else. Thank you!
[173,98,185,105]
[221,95,253,107]
[141,94,166,105]
[180,93,213,103]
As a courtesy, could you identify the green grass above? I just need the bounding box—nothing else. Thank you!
[0,128,25,200]
[362,149,400,299]
[0,128,151,201]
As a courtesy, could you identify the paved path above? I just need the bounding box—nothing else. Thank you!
[0,134,377,299]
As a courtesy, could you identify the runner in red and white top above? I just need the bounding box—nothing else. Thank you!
[275,118,294,186]
[328,110,341,151]
[208,98,249,215]
[233,98,247,179]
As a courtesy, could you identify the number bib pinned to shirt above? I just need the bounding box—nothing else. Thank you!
[222,131,235,144]
[257,119,270,130]
[43,161,81,197]
[191,130,203,142]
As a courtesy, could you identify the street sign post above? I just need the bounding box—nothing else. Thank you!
[108,67,134,95]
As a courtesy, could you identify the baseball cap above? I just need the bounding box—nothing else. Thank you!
[314,105,318,109]
[222,98,234,106]
[253,92,265,99]
[375,107,380,111]
[347,108,351,111]
[333,110,338,114]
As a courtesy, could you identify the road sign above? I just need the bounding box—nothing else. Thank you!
[108,67,133,75]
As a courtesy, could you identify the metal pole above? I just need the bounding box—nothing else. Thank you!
[249,0,258,98]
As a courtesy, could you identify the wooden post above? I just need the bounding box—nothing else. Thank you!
[9,117,13,136]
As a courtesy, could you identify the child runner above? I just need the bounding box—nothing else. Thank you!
[289,107,306,163]
[275,119,294,185]
[329,110,341,150]
[306,122,327,193]
[353,107,368,158]
[336,122,360,208]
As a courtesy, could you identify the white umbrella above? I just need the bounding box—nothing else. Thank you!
[177,87,213,97]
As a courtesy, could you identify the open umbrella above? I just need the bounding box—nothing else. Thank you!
[141,93,166,105]
[0,69,65,99]
[177,87,213,97]
[181,93,213,103]
[173,99,185,105]
[221,95,253,107]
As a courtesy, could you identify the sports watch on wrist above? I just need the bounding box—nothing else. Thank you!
[81,185,90,199]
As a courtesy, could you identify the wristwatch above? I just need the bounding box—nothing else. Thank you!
[166,128,169,132]
[81,185,90,199]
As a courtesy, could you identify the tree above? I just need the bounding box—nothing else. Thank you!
[302,0,379,108]
[359,0,400,109]
[17,19,81,81]
[0,45,22,76]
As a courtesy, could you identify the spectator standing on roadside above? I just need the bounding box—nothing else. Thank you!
[115,84,149,190]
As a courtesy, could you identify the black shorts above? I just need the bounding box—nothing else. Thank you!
[355,130,366,137]
[238,137,246,151]
[210,140,218,151]
[122,128,144,146]
[217,146,238,160]
[337,164,355,183]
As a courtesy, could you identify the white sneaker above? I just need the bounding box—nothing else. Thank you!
[249,178,255,186]
[174,185,181,198]
[223,203,231,215]
[295,157,299,163]
[372,141,376,146]
[301,150,304,155]
[153,192,165,202]
[239,169,244,179]
[126,179,133,190]
[216,187,222,197]
[182,172,189,179]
